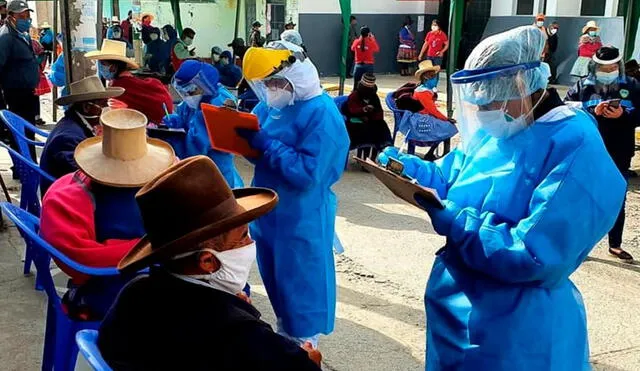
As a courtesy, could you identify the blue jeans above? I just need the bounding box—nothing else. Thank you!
[425,56,443,87]
[353,63,374,90]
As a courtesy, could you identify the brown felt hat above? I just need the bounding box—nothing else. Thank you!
[118,156,278,273]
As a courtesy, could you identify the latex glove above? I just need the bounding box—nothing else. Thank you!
[416,197,459,237]
[162,114,182,128]
[604,105,624,119]
[376,146,400,166]
[236,128,273,153]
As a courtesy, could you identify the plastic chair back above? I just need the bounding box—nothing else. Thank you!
[333,95,348,111]
[76,330,112,371]
[0,110,48,162]
[385,92,405,141]
[1,202,118,371]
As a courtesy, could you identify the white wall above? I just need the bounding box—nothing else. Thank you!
[491,0,516,17]
[299,0,437,15]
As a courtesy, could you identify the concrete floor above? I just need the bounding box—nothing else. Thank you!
[1,77,639,370]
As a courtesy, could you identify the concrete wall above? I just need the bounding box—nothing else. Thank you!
[483,16,625,85]
[299,0,439,76]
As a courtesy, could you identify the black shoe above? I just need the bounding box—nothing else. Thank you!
[627,169,638,178]
[609,247,634,261]
[35,118,46,126]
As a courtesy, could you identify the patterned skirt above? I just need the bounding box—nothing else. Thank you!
[397,46,417,64]
[570,56,591,77]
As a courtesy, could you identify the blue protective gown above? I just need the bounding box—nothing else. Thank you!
[164,87,243,188]
[250,93,350,337]
[397,106,625,370]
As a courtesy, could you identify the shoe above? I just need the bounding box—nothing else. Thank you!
[627,169,638,178]
[609,247,634,261]
[35,118,46,126]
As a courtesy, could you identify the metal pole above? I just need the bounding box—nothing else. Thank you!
[233,0,242,60]
[446,0,463,119]
[52,0,59,122]
[59,0,74,87]
[624,0,637,60]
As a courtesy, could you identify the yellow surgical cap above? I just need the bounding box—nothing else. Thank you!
[242,47,294,80]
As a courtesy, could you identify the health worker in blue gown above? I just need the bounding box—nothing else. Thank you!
[237,41,350,348]
[162,60,243,188]
[378,26,626,370]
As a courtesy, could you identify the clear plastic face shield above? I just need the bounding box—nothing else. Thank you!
[248,75,295,110]
[451,61,549,152]
[172,70,217,109]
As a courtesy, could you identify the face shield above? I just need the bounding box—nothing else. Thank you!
[451,61,550,152]
[248,74,295,110]
[172,64,219,109]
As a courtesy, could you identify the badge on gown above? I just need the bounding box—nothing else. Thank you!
[620,89,629,99]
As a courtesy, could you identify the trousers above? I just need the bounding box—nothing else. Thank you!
[3,88,39,161]
[609,158,630,248]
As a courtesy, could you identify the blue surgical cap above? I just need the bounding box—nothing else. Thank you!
[461,26,551,105]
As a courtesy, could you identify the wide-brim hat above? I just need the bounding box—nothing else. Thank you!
[593,46,622,65]
[55,76,124,106]
[74,109,174,187]
[118,156,278,273]
[582,20,600,34]
[85,39,139,69]
[40,21,51,28]
[141,13,155,22]
[415,60,441,78]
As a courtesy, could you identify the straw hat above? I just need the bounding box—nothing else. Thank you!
[141,12,154,22]
[40,21,51,29]
[582,20,600,35]
[55,76,124,106]
[74,109,174,187]
[118,156,278,273]
[85,39,139,69]
[415,59,441,78]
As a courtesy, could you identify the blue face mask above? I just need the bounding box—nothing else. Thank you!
[98,63,115,80]
[588,31,598,37]
[422,78,438,90]
[596,70,619,85]
[16,18,32,33]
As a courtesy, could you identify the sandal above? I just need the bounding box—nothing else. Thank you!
[609,247,634,261]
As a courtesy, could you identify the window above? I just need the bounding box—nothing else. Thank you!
[516,0,535,15]
[581,0,606,16]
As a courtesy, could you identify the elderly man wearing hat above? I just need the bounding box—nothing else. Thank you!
[39,109,175,320]
[39,76,123,194]
[341,72,392,154]
[85,39,173,125]
[0,0,40,162]
[566,46,640,262]
[97,156,322,370]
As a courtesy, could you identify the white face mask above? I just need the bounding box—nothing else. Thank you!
[212,54,220,63]
[431,25,439,32]
[267,88,294,110]
[550,28,558,35]
[150,33,159,41]
[183,94,203,110]
[475,89,547,139]
[596,70,619,85]
[175,244,256,295]
[536,21,544,27]
[184,37,193,46]
[113,32,122,39]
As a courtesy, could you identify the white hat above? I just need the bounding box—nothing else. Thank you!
[85,39,139,69]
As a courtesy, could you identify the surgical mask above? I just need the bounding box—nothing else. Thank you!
[220,58,229,66]
[596,70,619,85]
[184,37,193,46]
[431,26,438,32]
[113,32,121,39]
[16,18,32,33]
[550,28,558,35]
[588,31,598,37]
[183,94,203,109]
[212,54,220,63]
[267,88,294,110]
[175,244,256,295]
[150,33,159,41]
[476,89,547,139]
[536,21,544,27]
[422,78,438,90]
[98,63,115,80]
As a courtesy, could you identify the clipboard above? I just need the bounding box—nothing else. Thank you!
[147,127,187,140]
[355,158,444,210]
[201,103,260,158]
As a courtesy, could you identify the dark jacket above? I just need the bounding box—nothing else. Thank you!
[98,269,321,371]
[214,62,243,88]
[0,24,40,89]
[40,111,94,195]
[566,76,640,166]
[547,33,558,54]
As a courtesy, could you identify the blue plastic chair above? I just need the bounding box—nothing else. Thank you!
[0,202,119,371]
[0,109,49,162]
[384,92,451,158]
[76,330,112,371]
[0,141,55,279]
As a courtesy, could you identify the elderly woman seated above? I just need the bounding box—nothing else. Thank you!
[341,73,392,157]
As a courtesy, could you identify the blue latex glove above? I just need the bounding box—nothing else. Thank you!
[416,196,459,237]
[378,146,435,183]
[162,114,182,128]
[377,146,400,166]
[236,128,273,153]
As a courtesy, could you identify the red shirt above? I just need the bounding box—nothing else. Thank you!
[109,73,174,125]
[425,31,448,57]
[351,36,380,64]
[413,89,448,121]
